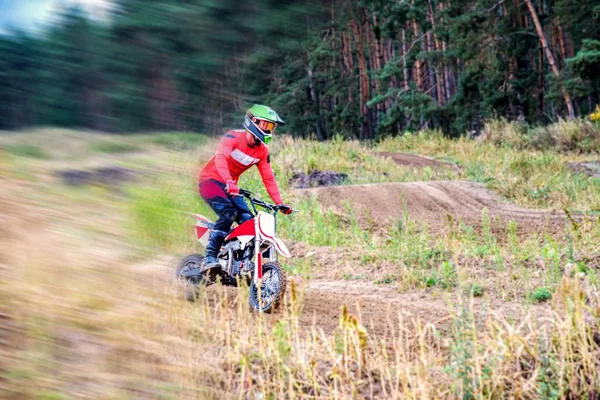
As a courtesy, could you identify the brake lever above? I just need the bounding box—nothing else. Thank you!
[239,189,252,198]
[275,206,298,214]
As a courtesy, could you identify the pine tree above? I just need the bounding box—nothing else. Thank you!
[0,0,598,136]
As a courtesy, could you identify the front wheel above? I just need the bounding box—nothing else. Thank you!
[249,261,287,313]
[176,254,207,301]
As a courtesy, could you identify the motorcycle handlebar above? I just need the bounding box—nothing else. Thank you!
[238,188,298,214]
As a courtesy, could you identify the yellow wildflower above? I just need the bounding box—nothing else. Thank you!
[591,105,600,121]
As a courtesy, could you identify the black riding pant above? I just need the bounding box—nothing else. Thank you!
[199,179,253,233]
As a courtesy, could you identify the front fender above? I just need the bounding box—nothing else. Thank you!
[263,236,291,257]
[256,212,291,257]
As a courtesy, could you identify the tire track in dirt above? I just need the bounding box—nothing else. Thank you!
[140,257,450,335]
[299,280,449,336]
[300,181,567,236]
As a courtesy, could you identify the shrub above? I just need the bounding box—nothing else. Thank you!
[440,261,457,289]
[542,120,600,153]
[531,287,552,303]
[464,282,484,297]
[478,119,528,148]
[128,177,212,253]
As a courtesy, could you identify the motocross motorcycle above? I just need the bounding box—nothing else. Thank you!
[176,188,295,313]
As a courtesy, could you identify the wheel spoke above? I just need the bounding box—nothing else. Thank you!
[250,264,284,312]
[256,269,279,306]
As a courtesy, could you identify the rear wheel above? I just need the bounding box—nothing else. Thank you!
[249,261,287,313]
[176,254,207,301]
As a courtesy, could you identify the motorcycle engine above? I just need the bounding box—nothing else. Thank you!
[232,247,254,276]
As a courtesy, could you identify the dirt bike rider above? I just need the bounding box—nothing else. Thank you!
[198,105,293,271]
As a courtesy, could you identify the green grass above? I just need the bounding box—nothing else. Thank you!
[127,178,212,254]
[121,162,591,301]
[128,173,366,253]
[277,197,369,247]
[4,144,48,159]
[147,132,209,150]
[337,206,600,298]
[119,125,600,301]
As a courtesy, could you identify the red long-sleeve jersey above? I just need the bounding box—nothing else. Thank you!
[199,130,283,205]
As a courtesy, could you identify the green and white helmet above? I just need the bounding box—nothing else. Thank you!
[244,104,285,145]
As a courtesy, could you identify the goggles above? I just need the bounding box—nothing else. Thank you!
[254,118,277,134]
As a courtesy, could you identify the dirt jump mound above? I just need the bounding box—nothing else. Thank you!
[302,181,566,235]
[377,152,461,172]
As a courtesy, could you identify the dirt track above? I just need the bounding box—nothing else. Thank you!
[175,275,549,338]
[148,252,550,339]
[286,169,566,332]
[301,180,567,235]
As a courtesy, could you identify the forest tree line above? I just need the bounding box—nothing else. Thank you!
[0,0,599,139]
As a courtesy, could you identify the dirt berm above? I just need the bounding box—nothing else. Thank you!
[300,181,567,235]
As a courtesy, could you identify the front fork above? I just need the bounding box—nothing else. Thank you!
[253,218,262,285]
[252,215,279,285]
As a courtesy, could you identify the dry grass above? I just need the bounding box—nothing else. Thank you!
[477,118,600,154]
[376,124,600,211]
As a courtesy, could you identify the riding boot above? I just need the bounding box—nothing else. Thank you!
[202,230,227,271]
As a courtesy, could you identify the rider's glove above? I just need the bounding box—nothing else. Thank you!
[226,180,240,196]
[279,204,293,215]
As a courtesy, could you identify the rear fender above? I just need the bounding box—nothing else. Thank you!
[193,214,213,247]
